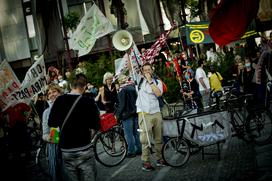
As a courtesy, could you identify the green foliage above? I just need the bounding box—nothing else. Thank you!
[79,50,235,104]
[84,52,122,87]
[154,63,182,104]
[205,51,235,86]
[63,12,80,30]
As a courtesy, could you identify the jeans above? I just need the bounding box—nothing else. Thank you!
[47,143,59,181]
[122,116,142,154]
[61,147,96,181]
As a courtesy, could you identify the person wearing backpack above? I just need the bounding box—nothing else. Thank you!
[135,62,167,171]
[208,65,223,109]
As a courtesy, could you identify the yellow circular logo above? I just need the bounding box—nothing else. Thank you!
[190,30,204,43]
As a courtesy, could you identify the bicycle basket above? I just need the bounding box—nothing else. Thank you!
[100,113,117,132]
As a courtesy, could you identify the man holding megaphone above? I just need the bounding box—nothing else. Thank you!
[135,62,167,171]
[112,30,167,171]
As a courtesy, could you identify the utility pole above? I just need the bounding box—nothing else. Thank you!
[156,0,165,34]
[57,0,73,72]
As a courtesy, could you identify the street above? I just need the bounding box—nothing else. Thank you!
[3,134,271,181]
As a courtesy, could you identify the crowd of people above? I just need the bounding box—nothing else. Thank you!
[0,33,271,181]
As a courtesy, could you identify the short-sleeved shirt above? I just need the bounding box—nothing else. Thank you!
[209,72,223,92]
[135,75,163,114]
[195,67,210,91]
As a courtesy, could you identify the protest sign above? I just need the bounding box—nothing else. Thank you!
[0,60,21,110]
[10,55,47,106]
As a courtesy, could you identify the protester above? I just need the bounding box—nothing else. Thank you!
[58,75,69,93]
[42,83,63,181]
[238,57,255,94]
[181,71,203,112]
[101,72,118,113]
[47,66,59,84]
[86,82,98,98]
[180,51,192,73]
[4,102,32,159]
[48,73,100,181]
[208,65,224,109]
[94,86,105,112]
[206,47,218,65]
[115,75,141,158]
[135,62,167,171]
[195,59,210,109]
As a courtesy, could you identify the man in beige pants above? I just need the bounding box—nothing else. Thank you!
[136,62,167,171]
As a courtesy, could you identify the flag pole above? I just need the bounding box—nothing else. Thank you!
[128,49,153,151]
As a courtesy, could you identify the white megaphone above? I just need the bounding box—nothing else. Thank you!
[112,30,133,51]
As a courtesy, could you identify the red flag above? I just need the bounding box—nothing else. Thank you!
[209,0,259,46]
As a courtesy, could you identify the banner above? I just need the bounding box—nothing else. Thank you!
[9,55,47,108]
[0,60,21,110]
[185,21,214,45]
[114,44,142,82]
[69,3,115,57]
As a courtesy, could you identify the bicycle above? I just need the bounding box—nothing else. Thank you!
[223,87,272,146]
[93,123,127,167]
[36,122,127,177]
[162,109,228,167]
[161,84,272,167]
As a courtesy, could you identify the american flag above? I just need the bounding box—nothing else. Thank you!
[141,25,175,64]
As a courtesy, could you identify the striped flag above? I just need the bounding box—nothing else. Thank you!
[141,25,175,64]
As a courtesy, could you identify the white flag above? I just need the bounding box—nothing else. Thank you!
[113,44,143,82]
[11,55,47,105]
[69,3,115,57]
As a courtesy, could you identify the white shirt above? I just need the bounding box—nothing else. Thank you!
[135,76,163,114]
[42,104,52,142]
[195,67,210,91]
[206,50,218,63]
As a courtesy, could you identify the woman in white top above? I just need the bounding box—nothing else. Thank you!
[42,84,63,181]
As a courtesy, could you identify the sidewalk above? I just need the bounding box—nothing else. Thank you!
[1,128,271,181]
[255,143,272,180]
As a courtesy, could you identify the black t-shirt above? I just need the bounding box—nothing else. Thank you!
[48,94,100,149]
[103,84,117,113]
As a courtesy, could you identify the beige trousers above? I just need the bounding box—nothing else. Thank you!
[138,112,163,163]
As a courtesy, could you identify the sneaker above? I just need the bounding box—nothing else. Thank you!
[156,159,167,167]
[142,162,155,171]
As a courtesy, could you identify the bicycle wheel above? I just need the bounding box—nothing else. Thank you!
[36,142,51,177]
[245,109,272,146]
[93,130,127,167]
[162,137,190,167]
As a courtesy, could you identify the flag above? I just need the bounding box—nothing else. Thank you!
[141,26,174,64]
[113,44,142,82]
[209,0,259,46]
[69,3,115,57]
[0,60,21,110]
[10,55,47,107]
